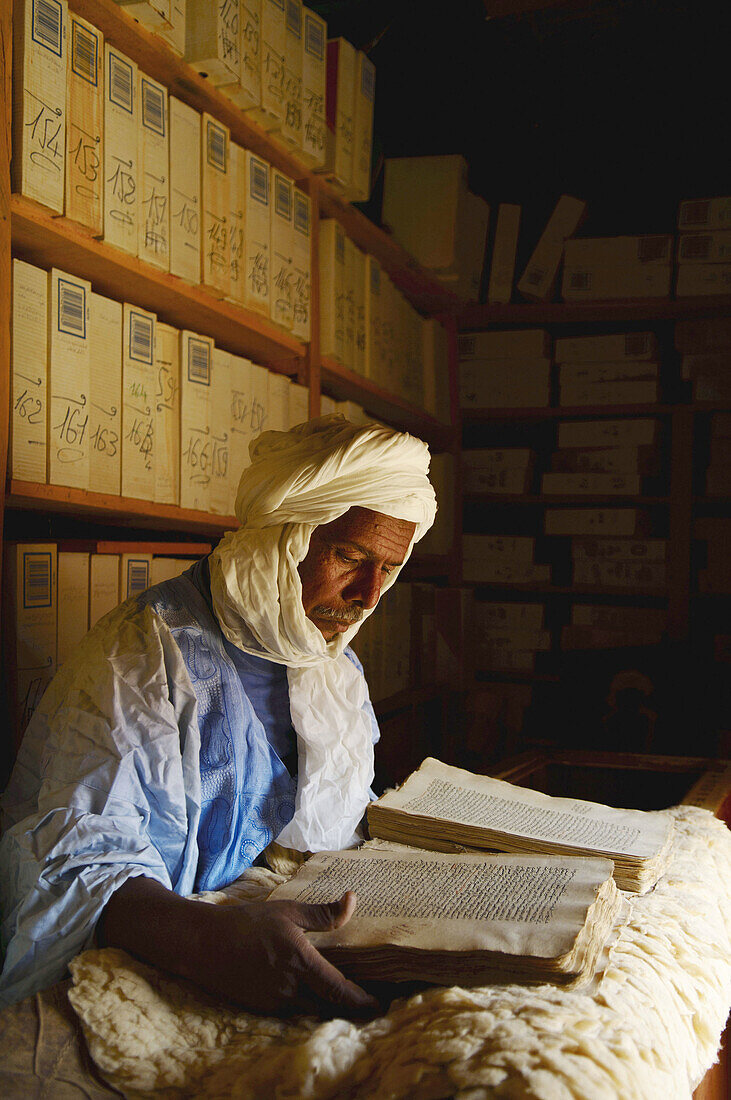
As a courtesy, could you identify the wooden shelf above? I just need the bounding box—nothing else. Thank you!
[464,493,669,504]
[458,296,731,328]
[6,482,238,537]
[63,0,456,318]
[462,403,677,422]
[11,196,304,373]
[466,581,668,597]
[321,358,455,447]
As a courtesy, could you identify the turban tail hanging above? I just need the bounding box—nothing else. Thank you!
[209,416,437,853]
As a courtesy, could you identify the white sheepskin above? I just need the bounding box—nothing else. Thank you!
[67,806,731,1099]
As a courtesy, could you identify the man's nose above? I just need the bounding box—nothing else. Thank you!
[344,563,382,609]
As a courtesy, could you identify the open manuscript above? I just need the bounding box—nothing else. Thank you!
[268,846,625,988]
[367,758,674,894]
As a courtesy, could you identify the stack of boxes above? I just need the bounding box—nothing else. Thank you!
[555,331,660,409]
[462,535,551,587]
[4,539,208,745]
[472,601,550,675]
[676,196,731,297]
[9,260,314,519]
[462,449,534,496]
[570,536,667,592]
[459,329,551,411]
[545,416,660,496]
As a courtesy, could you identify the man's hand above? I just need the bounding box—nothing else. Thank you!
[100,877,378,1018]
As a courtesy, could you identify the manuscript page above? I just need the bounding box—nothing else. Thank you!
[269,848,615,961]
[370,757,672,861]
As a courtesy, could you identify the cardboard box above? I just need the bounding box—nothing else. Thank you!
[201,114,230,296]
[13,0,68,213]
[676,263,731,296]
[90,553,120,627]
[154,322,180,505]
[559,379,659,406]
[5,543,57,747]
[564,235,673,267]
[463,535,535,562]
[517,194,586,300]
[157,0,186,56]
[321,37,356,191]
[48,269,91,490]
[473,602,544,631]
[180,331,213,512]
[185,0,239,84]
[209,349,232,515]
[65,15,103,233]
[169,97,201,285]
[270,170,295,330]
[572,538,666,561]
[103,45,138,255]
[243,152,271,315]
[544,508,648,537]
[487,203,521,304]
[557,418,658,448]
[541,472,641,495]
[555,331,657,363]
[300,6,327,167]
[138,74,169,270]
[247,0,286,130]
[121,304,156,501]
[89,293,122,496]
[459,329,550,360]
[11,260,48,483]
[558,361,658,386]
[292,188,311,343]
[460,360,550,408]
[677,230,731,264]
[227,142,246,308]
[350,50,376,201]
[57,551,89,666]
[562,263,672,301]
[279,0,303,149]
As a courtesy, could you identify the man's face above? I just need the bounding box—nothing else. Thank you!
[298,507,417,641]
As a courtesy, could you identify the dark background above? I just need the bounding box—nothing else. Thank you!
[312,0,729,259]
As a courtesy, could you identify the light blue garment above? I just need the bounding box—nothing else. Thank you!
[0,560,379,1007]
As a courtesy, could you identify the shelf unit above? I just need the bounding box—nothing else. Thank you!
[457,296,731,758]
[0,0,460,548]
[0,0,464,779]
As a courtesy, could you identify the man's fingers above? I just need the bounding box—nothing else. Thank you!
[287,891,357,932]
[294,932,378,1013]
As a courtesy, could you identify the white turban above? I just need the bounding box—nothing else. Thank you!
[209,416,437,853]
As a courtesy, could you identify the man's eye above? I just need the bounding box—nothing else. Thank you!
[337,551,358,564]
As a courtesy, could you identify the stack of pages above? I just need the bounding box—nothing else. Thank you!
[268,846,625,988]
[367,758,674,894]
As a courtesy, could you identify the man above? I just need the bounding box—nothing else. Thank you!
[0,417,437,1014]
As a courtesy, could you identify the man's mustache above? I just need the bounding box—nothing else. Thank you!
[311,605,364,624]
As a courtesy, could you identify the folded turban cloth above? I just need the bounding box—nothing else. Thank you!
[209,415,437,852]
